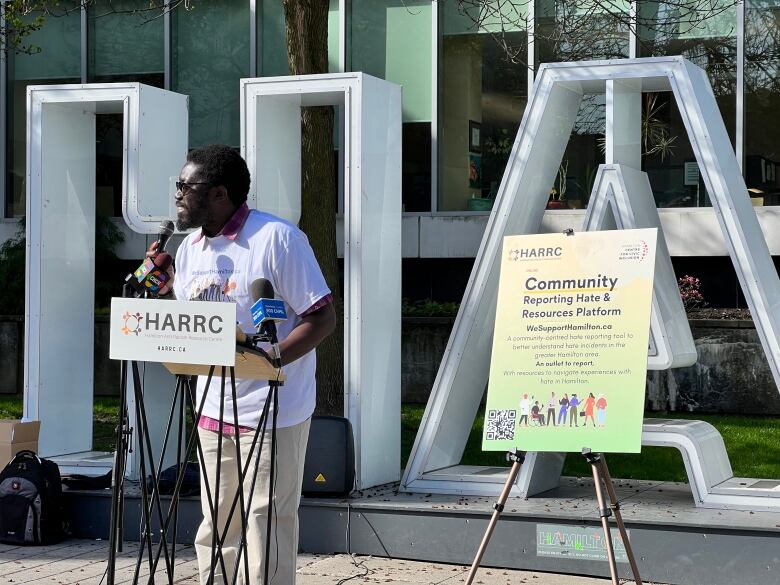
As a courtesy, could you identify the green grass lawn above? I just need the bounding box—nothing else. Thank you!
[3,396,779,482]
[1,396,120,453]
[402,404,780,482]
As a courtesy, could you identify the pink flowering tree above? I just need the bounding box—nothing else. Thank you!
[678,275,706,311]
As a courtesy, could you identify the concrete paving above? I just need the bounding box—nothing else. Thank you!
[296,553,623,584]
[0,538,656,584]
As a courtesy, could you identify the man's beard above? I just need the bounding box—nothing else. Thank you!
[175,192,210,231]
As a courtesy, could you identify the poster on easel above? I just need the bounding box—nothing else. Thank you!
[482,229,658,454]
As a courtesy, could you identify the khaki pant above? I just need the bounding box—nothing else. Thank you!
[195,418,311,585]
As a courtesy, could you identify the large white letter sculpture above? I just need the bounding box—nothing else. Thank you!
[26,76,403,493]
[25,84,188,475]
[241,73,402,490]
[402,57,780,510]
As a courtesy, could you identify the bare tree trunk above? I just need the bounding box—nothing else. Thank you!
[283,0,344,415]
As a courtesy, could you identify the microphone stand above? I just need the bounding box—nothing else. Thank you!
[106,283,133,585]
[108,274,177,585]
[107,271,283,584]
[109,281,175,584]
[226,323,283,585]
[263,328,282,585]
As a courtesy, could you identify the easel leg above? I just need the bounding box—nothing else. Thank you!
[464,451,525,585]
[598,456,643,585]
[583,449,643,585]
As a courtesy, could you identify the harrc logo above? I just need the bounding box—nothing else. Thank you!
[119,311,224,336]
[508,246,563,262]
[121,312,143,336]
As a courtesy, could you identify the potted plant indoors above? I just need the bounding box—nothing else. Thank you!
[547,160,569,209]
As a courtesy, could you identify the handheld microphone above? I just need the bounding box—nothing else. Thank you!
[125,220,175,296]
[153,220,175,253]
[249,278,287,345]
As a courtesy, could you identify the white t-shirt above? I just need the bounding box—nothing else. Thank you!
[173,210,331,429]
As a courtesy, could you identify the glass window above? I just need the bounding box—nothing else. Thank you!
[173,1,250,147]
[88,2,165,218]
[536,0,631,63]
[327,1,341,74]
[553,96,606,210]
[349,0,432,121]
[12,4,81,80]
[349,1,432,211]
[638,0,737,207]
[440,2,528,211]
[260,0,287,76]
[89,0,164,84]
[7,3,81,217]
[258,3,341,219]
[533,0,629,211]
[745,0,780,206]
[260,0,341,76]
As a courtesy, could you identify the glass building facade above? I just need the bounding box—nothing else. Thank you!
[3,0,778,218]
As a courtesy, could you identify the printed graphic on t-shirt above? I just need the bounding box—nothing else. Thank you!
[187,276,239,302]
[187,264,242,302]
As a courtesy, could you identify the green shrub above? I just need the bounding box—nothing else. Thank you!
[0,222,25,315]
[402,298,460,317]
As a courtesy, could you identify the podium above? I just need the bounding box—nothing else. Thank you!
[107,297,285,585]
[163,345,285,381]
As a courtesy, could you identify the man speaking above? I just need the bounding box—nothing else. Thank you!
[159,144,336,584]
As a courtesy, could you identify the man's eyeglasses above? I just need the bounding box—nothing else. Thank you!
[175,181,212,193]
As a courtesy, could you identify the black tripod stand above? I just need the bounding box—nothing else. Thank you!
[108,281,184,584]
[106,308,284,585]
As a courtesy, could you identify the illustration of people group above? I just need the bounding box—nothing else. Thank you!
[517,392,607,428]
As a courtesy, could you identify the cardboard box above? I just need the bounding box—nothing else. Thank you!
[0,420,41,469]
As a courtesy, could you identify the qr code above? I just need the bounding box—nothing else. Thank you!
[485,409,517,440]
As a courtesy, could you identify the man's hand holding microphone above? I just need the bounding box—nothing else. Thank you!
[125,220,176,298]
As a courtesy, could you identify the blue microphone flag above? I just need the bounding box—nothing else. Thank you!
[251,298,287,328]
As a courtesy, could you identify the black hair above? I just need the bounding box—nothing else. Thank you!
[186,144,250,207]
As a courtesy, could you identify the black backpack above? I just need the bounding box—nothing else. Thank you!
[0,450,66,545]
[145,462,201,497]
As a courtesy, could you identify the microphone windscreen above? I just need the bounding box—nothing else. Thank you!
[251,278,275,301]
[156,220,175,252]
[158,220,175,236]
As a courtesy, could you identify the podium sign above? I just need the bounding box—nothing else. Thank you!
[109,298,236,366]
[483,229,657,454]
